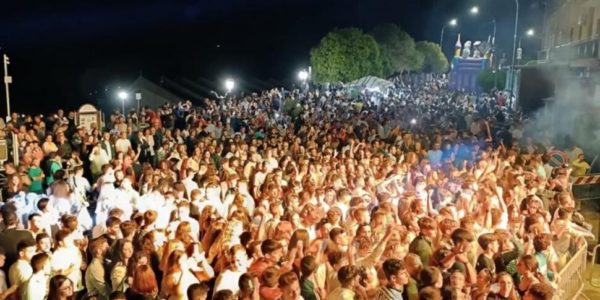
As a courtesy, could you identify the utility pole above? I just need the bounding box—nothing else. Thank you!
[2,54,11,118]
[509,0,520,109]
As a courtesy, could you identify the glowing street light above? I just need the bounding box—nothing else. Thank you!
[224,79,235,94]
[440,18,458,51]
[298,70,309,90]
[468,6,496,46]
[298,70,308,81]
[470,6,479,15]
[517,29,537,65]
[117,90,128,115]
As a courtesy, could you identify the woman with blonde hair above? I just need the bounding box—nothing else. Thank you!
[161,245,213,300]
[161,221,194,272]
[213,244,250,296]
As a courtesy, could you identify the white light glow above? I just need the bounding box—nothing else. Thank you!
[117,91,128,100]
[225,79,235,92]
[298,70,309,81]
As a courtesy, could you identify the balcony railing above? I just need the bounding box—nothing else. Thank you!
[538,37,600,62]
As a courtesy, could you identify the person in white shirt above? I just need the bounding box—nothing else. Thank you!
[167,202,200,240]
[7,241,36,299]
[155,194,177,229]
[22,252,50,300]
[115,131,132,154]
[95,174,120,227]
[50,230,84,293]
[182,169,199,199]
[204,184,227,218]
[68,166,91,205]
[117,178,139,216]
[89,145,110,179]
[213,245,250,296]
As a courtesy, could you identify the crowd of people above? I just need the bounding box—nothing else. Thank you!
[0,76,594,300]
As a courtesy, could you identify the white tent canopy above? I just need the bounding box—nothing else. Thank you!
[347,76,394,92]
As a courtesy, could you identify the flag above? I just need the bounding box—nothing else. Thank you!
[454,34,462,57]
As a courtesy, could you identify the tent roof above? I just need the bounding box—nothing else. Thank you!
[348,76,394,90]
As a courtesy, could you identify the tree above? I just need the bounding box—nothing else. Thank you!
[370,23,423,76]
[477,68,506,92]
[310,28,382,83]
[416,41,449,73]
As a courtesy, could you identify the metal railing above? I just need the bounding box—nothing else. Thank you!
[556,241,590,300]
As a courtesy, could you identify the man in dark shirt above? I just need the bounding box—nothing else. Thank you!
[476,233,499,275]
[409,217,436,266]
[0,211,35,274]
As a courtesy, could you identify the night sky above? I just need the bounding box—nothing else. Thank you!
[0,0,544,113]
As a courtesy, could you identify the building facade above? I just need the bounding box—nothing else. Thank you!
[540,0,600,68]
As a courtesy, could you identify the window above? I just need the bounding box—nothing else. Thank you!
[570,27,574,42]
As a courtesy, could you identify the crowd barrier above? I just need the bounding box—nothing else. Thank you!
[572,173,600,202]
[556,241,591,300]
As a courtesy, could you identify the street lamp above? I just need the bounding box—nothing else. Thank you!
[298,70,308,81]
[517,29,537,65]
[469,6,496,46]
[224,79,235,94]
[298,70,309,89]
[2,54,12,118]
[508,0,520,109]
[440,18,458,52]
[117,90,128,116]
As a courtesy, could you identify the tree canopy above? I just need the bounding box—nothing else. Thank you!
[370,23,423,76]
[415,41,449,73]
[310,27,382,83]
[477,68,506,92]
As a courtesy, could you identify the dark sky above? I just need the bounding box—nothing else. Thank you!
[0,0,544,113]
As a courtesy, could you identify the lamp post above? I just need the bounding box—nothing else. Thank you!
[517,29,536,65]
[508,0,520,109]
[2,54,12,118]
[135,92,142,128]
[470,6,496,45]
[117,91,128,116]
[440,18,458,53]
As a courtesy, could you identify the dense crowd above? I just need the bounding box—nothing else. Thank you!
[0,77,594,300]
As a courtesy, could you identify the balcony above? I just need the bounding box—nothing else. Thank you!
[538,37,600,66]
